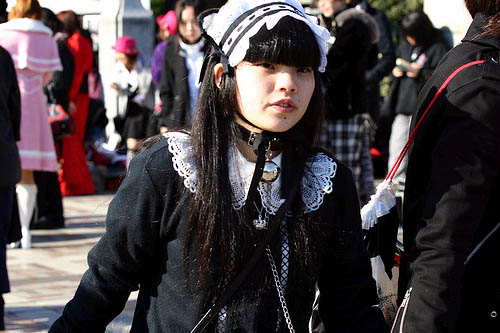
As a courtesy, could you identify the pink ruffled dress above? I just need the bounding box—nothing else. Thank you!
[0,18,62,171]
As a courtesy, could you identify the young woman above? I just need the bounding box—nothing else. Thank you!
[50,1,388,332]
[386,11,450,183]
[393,1,500,332]
[158,0,207,131]
[56,10,95,196]
[0,0,62,248]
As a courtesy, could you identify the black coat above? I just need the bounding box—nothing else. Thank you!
[395,13,500,333]
[0,45,21,187]
[323,9,378,120]
[50,135,388,332]
[158,36,207,129]
[391,36,450,116]
[44,36,74,112]
[359,2,396,121]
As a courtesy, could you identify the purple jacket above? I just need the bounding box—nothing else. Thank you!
[151,41,167,84]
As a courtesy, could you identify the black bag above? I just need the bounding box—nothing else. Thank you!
[47,103,76,141]
[46,86,75,141]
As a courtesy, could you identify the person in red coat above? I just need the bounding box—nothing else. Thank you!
[56,10,95,195]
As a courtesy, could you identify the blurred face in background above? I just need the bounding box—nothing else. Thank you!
[317,0,345,18]
[178,6,201,44]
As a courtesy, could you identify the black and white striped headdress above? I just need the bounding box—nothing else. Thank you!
[198,0,330,72]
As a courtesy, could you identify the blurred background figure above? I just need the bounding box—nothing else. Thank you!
[29,7,75,230]
[150,9,177,134]
[158,0,206,131]
[0,43,20,329]
[316,0,379,203]
[0,0,62,248]
[110,36,152,165]
[57,10,95,196]
[385,11,450,186]
[346,0,395,123]
[0,0,6,22]
[152,10,177,89]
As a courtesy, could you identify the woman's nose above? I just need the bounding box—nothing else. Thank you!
[276,70,297,93]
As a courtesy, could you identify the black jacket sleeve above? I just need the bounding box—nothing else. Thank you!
[318,165,389,332]
[49,145,170,332]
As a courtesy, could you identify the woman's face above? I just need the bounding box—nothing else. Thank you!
[317,0,345,18]
[233,62,315,133]
[178,6,201,44]
[405,35,417,46]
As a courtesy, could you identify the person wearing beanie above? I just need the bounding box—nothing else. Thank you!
[152,10,177,85]
[149,10,178,135]
[110,36,152,165]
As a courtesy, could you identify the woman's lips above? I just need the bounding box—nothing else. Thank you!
[271,99,296,113]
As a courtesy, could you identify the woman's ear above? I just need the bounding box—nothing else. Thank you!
[213,63,224,89]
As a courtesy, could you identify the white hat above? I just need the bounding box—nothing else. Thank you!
[199,0,330,72]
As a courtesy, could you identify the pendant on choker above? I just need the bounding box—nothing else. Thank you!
[253,202,268,230]
[261,148,280,183]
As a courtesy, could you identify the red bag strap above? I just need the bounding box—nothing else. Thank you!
[386,60,485,181]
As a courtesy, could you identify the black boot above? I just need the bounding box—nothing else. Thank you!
[0,294,5,330]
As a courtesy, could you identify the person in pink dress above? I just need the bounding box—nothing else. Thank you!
[0,0,62,248]
[56,10,95,196]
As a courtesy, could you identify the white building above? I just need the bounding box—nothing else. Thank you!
[424,0,472,46]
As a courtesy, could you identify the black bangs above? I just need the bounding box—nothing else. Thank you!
[243,16,321,69]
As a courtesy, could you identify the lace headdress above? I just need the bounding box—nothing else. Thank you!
[198,0,330,72]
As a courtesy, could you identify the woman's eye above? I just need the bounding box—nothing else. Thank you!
[297,67,312,73]
[257,63,275,70]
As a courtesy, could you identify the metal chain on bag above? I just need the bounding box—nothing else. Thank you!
[266,246,295,333]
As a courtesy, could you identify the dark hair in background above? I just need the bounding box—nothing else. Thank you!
[8,0,41,20]
[0,0,7,23]
[465,0,500,37]
[400,11,439,49]
[41,8,63,35]
[57,10,81,36]
[185,16,325,304]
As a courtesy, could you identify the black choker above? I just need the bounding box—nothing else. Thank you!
[237,123,282,183]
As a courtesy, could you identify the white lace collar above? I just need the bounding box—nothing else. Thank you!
[165,131,337,214]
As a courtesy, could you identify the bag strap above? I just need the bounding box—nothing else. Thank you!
[190,174,300,333]
[46,82,57,104]
[385,59,485,181]
[465,221,500,265]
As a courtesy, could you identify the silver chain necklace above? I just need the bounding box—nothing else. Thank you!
[266,246,295,333]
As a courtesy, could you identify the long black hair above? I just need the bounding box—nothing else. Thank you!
[185,15,325,298]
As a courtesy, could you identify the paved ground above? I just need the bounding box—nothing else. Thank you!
[3,194,137,332]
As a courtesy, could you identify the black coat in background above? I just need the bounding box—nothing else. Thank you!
[158,36,207,129]
[352,1,395,122]
[0,45,21,187]
[395,13,500,333]
[322,9,378,120]
[0,45,20,294]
